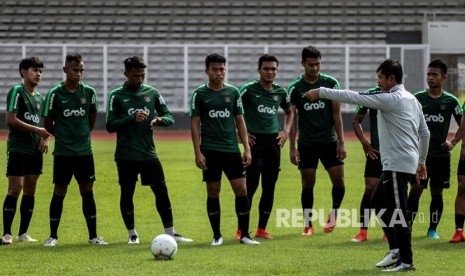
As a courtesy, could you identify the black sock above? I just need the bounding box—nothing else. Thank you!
[407,192,420,227]
[207,197,221,238]
[2,195,18,235]
[81,191,97,240]
[49,194,65,239]
[236,195,250,238]
[455,214,465,230]
[360,194,371,230]
[301,188,313,227]
[18,195,35,235]
[120,183,136,230]
[331,186,345,215]
[257,210,271,230]
[429,194,443,231]
[150,184,173,228]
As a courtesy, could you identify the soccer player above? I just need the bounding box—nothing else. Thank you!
[451,116,465,243]
[43,53,107,247]
[105,56,192,244]
[406,59,462,239]
[190,53,259,246]
[288,45,346,235]
[303,59,430,272]
[1,57,50,245]
[237,54,294,239]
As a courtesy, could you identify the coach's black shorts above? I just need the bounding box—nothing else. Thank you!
[201,149,246,182]
[420,155,451,189]
[53,155,95,185]
[297,141,344,170]
[6,151,43,176]
[364,155,382,178]
[116,158,165,186]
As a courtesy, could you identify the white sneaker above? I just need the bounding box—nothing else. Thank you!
[128,235,139,244]
[211,236,223,246]
[44,237,58,247]
[240,236,260,245]
[382,263,415,272]
[173,233,193,242]
[88,237,108,245]
[375,251,400,268]
[1,234,12,245]
[16,233,38,242]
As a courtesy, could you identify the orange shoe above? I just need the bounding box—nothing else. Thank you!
[351,229,368,242]
[382,232,388,241]
[235,229,241,240]
[449,229,465,243]
[254,228,273,239]
[302,227,314,236]
[323,214,337,233]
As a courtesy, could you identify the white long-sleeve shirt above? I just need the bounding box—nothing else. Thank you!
[320,84,430,175]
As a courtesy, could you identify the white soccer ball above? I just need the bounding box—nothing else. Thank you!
[151,234,177,260]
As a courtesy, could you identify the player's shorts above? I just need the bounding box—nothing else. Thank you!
[364,155,382,178]
[420,155,451,189]
[53,155,95,185]
[201,149,246,182]
[249,132,281,169]
[116,158,165,186]
[6,151,43,176]
[458,158,465,176]
[297,141,344,170]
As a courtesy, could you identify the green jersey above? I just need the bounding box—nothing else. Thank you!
[190,83,243,153]
[288,73,340,145]
[106,83,174,161]
[44,81,98,156]
[355,86,381,150]
[414,89,462,158]
[240,80,290,134]
[6,83,45,154]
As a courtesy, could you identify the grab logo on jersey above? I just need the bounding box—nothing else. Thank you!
[128,106,150,116]
[63,107,86,117]
[304,101,325,110]
[24,112,40,123]
[209,109,230,118]
[424,113,444,123]
[257,104,277,114]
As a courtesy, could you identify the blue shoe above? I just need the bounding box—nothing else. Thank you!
[427,229,439,239]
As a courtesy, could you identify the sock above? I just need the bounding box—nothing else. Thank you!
[360,194,371,230]
[164,226,175,236]
[81,190,97,240]
[236,195,250,238]
[18,195,35,235]
[207,197,221,238]
[301,188,313,227]
[331,186,345,216]
[407,192,420,227]
[429,194,443,231]
[257,210,271,231]
[150,184,173,228]
[49,193,65,239]
[390,248,399,254]
[455,214,465,230]
[120,183,136,230]
[2,195,18,235]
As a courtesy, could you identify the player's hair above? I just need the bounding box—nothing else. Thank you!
[376,59,403,84]
[19,56,44,78]
[428,59,448,75]
[124,56,147,71]
[258,54,279,69]
[65,53,83,65]
[302,46,321,61]
[205,53,226,69]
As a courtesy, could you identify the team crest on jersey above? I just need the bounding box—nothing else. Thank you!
[440,104,446,110]
[224,96,231,103]
[144,96,151,103]
[36,103,41,110]
[273,95,279,101]
[80,98,86,104]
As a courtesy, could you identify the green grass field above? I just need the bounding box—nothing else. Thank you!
[1,137,464,275]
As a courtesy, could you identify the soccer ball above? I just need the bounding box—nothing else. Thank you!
[151,234,177,260]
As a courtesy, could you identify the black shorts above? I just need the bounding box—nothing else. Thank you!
[249,133,281,169]
[297,142,344,170]
[364,156,382,178]
[420,155,450,189]
[53,155,96,185]
[458,158,465,176]
[201,149,246,182]
[6,151,43,176]
[116,158,165,186]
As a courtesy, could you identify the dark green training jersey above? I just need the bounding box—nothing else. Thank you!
[288,73,340,145]
[240,80,290,134]
[190,83,243,153]
[44,81,98,156]
[414,89,462,158]
[106,83,174,161]
[6,84,45,154]
[355,86,380,150]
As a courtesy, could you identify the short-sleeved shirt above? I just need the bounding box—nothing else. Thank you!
[189,83,243,153]
[355,86,381,150]
[240,80,290,134]
[6,83,45,154]
[414,89,462,158]
[44,81,98,156]
[288,73,340,145]
[106,83,174,161]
